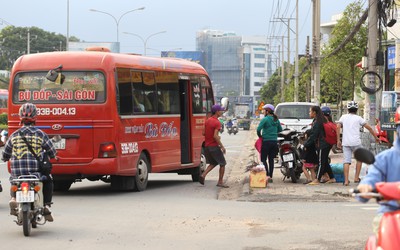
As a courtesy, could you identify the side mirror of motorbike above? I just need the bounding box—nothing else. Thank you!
[220,97,229,112]
[354,148,375,165]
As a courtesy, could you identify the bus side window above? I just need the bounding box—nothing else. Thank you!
[118,82,133,115]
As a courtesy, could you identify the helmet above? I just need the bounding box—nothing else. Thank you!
[347,101,358,110]
[263,104,275,112]
[19,103,37,122]
[321,106,331,116]
[395,106,400,125]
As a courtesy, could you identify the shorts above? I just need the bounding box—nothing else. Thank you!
[343,145,361,164]
[204,146,227,166]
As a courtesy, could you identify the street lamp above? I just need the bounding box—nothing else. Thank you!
[89,7,145,52]
[123,31,166,56]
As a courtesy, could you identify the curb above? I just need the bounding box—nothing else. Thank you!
[221,124,354,202]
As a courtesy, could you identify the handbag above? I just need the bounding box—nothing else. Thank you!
[19,132,53,176]
[254,137,262,153]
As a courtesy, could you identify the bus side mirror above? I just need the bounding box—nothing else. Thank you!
[46,65,64,84]
[221,97,229,111]
[46,70,58,82]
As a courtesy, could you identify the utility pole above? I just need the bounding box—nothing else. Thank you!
[281,38,285,102]
[273,17,295,87]
[306,36,311,102]
[312,0,321,104]
[364,0,378,126]
[270,36,286,101]
[294,0,299,102]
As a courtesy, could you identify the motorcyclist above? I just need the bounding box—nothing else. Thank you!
[226,119,233,128]
[356,106,400,234]
[2,103,57,221]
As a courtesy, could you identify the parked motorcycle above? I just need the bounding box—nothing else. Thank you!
[278,128,303,183]
[351,148,400,250]
[227,125,238,135]
[10,175,49,236]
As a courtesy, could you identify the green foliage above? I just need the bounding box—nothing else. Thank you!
[260,1,367,107]
[259,57,312,105]
[0,113,7,125]
[0,26,80,70]
[320,0,367,105]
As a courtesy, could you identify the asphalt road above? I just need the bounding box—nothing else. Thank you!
[0,128,377,249]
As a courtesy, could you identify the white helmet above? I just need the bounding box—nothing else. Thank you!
[347,101,358,109]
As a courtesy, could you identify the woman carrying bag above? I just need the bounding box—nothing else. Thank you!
[256,104,282,183]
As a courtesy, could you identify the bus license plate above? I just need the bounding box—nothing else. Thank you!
[282,153,294,162]
[16,191,35,202]
[53,138,66,150]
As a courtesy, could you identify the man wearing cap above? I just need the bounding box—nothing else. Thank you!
[199,104,229,188]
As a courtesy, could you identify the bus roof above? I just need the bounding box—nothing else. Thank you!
[11,51,209,76]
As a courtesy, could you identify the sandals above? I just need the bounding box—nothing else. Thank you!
[354,178,361,183]
[343,180,350,186]
[216,184,229,188]
[303,180,312,185]
[326,179,336,184]
[199,176,205,185]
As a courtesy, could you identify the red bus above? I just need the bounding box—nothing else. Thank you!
[0,89,8,114]
[8,49,215,191]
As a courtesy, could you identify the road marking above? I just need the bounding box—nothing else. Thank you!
[344,204,378,207]
[343,203,379,211]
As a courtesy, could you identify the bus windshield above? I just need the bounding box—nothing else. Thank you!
[12,71,106,104]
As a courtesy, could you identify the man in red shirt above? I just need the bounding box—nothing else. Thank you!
[199,104,229,188]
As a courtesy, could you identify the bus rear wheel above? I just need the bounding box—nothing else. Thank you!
[111,175,136,191]
[134,153,149,192]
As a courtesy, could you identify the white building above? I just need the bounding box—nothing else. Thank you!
[242,36,271,98]
[0,70,10,78]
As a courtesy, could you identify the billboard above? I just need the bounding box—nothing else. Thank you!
[380,91,400,130]
[161,51,205,66]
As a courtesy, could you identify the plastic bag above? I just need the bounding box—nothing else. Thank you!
[255,138,262,153]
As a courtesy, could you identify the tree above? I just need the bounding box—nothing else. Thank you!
[0,26,79,70]
[320,0,367,108]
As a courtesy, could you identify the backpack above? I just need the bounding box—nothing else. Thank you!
[323,122,337,145]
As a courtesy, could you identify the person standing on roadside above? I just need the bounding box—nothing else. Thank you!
[256,104,282,183]
[336,101,380,186]
[304,106,335,185]
[320,106,336,183]
[199,104,229,188]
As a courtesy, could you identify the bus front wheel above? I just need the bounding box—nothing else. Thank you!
[192,147,206,182]
[134,153,149,191]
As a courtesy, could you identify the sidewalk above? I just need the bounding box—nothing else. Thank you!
[218,125,357,203]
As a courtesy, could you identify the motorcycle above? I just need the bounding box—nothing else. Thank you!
[10,175,49,236]
[278,128,303,183]
[351,148,400,250]
[227,125,238,135]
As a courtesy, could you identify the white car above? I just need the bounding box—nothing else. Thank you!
[275,102,316,131]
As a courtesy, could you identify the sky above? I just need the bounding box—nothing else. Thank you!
[0,0,362,57]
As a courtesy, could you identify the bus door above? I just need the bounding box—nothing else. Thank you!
[179,79,191,164]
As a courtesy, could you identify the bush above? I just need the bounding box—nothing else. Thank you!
[0,114,7,126]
